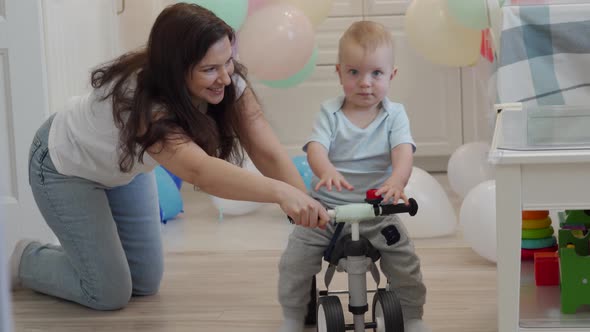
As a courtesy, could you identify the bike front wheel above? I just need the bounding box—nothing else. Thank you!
[317,296,345,332]
[372,290,404,332]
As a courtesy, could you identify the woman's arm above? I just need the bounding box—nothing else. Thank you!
[147,131,329,228]
[149,139,281,202]
[236,88,307,192]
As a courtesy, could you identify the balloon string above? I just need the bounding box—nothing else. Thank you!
[362,0,366,19]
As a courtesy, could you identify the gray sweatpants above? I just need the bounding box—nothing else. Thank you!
[278,215,426,321]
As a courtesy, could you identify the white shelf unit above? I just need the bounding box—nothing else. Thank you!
[491,109,590,332]
[519,261,590,330]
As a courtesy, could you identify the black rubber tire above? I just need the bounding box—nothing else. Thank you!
[317,296,345,332]
[372,290,404,332]
[304,276,318,326]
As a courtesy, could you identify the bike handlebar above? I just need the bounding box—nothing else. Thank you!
[288,198,418,225]
[379,198,418,217]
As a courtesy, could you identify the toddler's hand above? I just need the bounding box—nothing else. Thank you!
[315,170,354,192]
[375,181,408,205]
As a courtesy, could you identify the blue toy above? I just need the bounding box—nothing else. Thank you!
[292,155,313,191]
[162,166,183,190]
[155,166,183,224]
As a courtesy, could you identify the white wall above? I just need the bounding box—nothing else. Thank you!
[0,208,13,332]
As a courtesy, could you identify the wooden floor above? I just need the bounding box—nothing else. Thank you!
[11,174,498,332]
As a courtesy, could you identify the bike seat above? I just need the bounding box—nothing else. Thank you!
[324,234,381,265]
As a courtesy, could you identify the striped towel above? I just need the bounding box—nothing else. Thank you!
[497,3,590,105]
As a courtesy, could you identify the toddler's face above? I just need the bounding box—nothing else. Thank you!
[336,43,395,110]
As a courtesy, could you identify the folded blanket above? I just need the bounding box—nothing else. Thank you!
[497,4,590,105]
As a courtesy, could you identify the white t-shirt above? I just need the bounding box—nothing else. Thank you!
[48,75,247,188]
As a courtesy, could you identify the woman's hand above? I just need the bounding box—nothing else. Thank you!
[314,169,354,192]
[278,183,330,229]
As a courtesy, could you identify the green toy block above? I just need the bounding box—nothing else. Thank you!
[563,210,590,228]
[558,229,590,256]
[559,247,590,314]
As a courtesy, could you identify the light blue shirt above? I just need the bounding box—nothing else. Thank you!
[303,96,416,208]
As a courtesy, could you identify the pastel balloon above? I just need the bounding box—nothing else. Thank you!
[291,155,313,191]
[447,0,490,30]
[248,0,276,15]
[260,47,317,88]
[405,0,481,67]
[447,142,495,198]
[209,159,264,216]
[186,0,248,30]
[155,166,183,223]
[238,4,314,80]
[210,196,263,216]
[280,0,334,27]
[398,167,457,238]
[460,180,497,263]
[447,0,506,31]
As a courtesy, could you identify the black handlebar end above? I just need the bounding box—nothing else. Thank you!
[379,198,419,216]
[408,198,418,216]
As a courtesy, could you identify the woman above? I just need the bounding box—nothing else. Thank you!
[10,3,329,310]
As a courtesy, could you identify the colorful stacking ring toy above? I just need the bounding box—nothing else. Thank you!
[522,236,557,250]
[521,245,558,260]
[522,226,554,239]
[522,210,549,220]
[522,217,551,230]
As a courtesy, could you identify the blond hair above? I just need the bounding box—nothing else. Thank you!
[338,21,394,63]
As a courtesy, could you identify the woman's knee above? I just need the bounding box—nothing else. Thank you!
[84,272,133,310]
[132,264,163,296]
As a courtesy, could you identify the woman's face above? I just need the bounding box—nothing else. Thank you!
[186,36,235,105]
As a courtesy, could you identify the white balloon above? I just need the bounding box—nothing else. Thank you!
[210,196,263,216]
[447,142,495,198]
[399,167,457,238]
[460,180,497,263]
[209,159,264,216]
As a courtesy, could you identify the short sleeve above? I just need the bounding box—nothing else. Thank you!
[303,108,333,152]
[233,74,247,99]
[388,105,416,153]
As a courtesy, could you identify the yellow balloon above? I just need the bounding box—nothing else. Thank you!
[405,0,481,67]
[280,0,334,27]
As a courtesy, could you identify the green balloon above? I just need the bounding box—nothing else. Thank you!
[260,48,318,89]
[447,0,504,31]
[185,0,248,31]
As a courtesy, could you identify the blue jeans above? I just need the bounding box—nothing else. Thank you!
[21,114,163,310]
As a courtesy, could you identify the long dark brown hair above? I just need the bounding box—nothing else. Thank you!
[91,3,245,172]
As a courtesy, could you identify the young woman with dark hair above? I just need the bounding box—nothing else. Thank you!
[10,3,329,310]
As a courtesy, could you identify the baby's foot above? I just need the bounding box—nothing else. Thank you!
[405,319,432,332]
[278,318,304,332]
